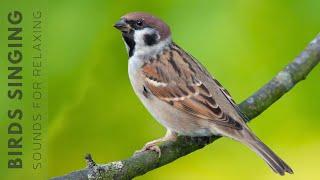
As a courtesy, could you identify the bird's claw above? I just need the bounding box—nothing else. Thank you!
[134,143,161,158]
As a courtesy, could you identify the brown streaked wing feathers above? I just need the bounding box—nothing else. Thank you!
[142,45,242,130]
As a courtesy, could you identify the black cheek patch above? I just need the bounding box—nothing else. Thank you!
[144,33,158,46]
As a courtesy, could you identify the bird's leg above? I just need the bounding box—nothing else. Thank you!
[135,130,177,157]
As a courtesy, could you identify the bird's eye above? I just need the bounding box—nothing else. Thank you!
[136,19,143,26]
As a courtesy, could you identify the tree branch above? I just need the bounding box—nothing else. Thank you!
[51,34,320,180]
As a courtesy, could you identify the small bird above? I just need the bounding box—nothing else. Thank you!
[114,12,293,175]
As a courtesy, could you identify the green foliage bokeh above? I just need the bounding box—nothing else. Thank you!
[48,1,320,179]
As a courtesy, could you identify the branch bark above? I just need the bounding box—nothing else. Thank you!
[51,34,320,180]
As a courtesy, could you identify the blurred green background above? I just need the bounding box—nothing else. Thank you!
[48,0,320,179]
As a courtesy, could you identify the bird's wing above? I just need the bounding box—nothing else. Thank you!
[141,44,243,130]
[214,78,250,122]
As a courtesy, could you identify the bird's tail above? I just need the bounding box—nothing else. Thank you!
[243,134,293,175]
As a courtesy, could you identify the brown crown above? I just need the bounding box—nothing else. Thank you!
[122,12,171,40]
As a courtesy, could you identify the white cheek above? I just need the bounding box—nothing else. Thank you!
[132,28,172,58]
[133,28,158,47]
[133,28,154,47]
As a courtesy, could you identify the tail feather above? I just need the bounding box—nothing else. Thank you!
[245,138,293,175]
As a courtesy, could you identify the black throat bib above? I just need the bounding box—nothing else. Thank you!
[122,31,135,57]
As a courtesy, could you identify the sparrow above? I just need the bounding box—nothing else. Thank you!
[114,12,293,175]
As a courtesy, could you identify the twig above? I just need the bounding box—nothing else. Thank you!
[51,33,320,180]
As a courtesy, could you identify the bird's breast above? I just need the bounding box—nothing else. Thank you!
[127,55,213,137]
[128,56,145,93]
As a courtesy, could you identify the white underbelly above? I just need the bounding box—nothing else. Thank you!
[128,57,213,137]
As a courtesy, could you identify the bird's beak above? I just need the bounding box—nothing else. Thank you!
[113,19,130,33]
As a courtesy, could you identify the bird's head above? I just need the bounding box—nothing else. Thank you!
[114,12,171,57]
